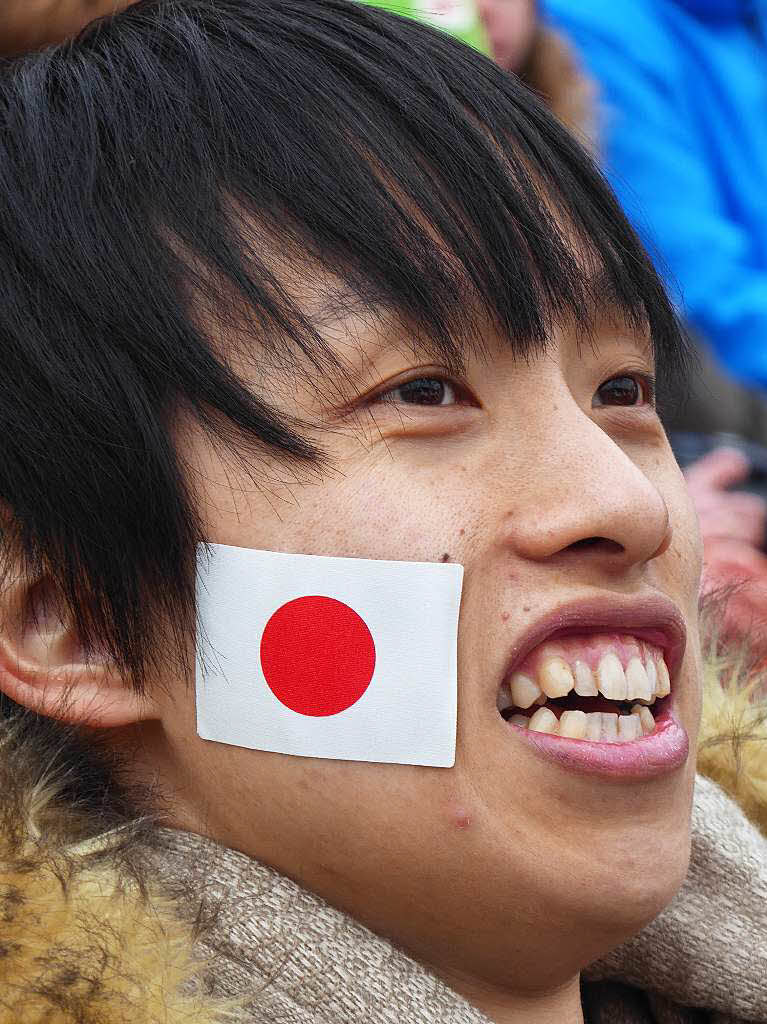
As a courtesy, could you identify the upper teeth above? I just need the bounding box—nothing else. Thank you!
[507,645,668,709]
[573,660,597,696]
[499,641,672,743]
[595,651,627,700]
[625,657,653,702]
[538,657,574,698]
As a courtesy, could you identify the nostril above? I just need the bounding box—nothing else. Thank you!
[567,537,625,555]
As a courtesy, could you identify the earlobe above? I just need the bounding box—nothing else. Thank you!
[0,574,158,728]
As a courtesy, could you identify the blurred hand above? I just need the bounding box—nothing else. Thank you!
[0,1,134,56]
[685,448,767,657]
[684,446,767,550]
[699,536,767,651]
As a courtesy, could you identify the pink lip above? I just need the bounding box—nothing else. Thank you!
[508,700,689,780]
[498,594,690,779]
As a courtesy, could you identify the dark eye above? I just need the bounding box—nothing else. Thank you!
[380,377,458,406]
[593,375,653,407]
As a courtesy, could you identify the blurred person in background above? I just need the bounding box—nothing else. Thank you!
[0,1,133,54]
[361,0,490,52]
[540,0,767,397]
[476,0,595,144]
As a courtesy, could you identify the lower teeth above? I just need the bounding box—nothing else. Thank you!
[507,705,655,742]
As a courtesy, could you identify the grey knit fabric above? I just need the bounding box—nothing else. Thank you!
[589,775,767,1022]
[151,828,492,1023]
[149,774,767,1023]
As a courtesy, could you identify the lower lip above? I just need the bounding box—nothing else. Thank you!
[506,703,689,780]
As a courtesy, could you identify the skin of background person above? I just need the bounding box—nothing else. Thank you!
[476,0,536,71]
[0,1,134,53]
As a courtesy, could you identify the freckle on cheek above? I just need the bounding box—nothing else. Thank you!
[523,605,531,613]
[459,528,465,536]
[501,612,509,622]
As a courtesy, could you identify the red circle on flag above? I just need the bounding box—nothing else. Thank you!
[260,596,376,717]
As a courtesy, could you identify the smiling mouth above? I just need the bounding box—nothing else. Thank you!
[497,633,670,744]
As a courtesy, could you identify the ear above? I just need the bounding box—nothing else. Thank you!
[0,572,159,727]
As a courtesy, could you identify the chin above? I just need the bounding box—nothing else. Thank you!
[563,809,694,951]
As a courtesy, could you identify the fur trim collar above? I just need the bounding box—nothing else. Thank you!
[0,717,235,1023]
[697,638,767,834]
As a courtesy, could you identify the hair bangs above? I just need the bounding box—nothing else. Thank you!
[171,0,687,383]
[0,0,689,689]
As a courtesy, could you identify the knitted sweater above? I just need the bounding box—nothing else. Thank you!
[0,654,765,1023]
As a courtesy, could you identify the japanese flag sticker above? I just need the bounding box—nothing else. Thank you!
[195,543,463,766]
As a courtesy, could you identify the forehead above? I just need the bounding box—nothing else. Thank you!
[181,145,676,409]
[263,260,656,368]
[198,243,657,401]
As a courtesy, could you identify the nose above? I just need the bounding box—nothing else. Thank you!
[501,399,671,573]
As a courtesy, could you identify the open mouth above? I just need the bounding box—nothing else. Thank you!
[497,633,670,744]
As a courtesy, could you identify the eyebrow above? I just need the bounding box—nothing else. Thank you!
[306,285,468,375]
[561,261,655,355]
[306,266,659,396]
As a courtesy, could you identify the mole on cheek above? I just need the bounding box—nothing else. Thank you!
[441,552,451,562]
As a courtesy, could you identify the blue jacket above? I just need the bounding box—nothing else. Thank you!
[543,0,767,387]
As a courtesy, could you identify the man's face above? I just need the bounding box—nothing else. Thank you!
[149,298,702,1001]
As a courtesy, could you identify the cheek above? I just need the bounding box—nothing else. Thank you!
[658,468,703,742]
[291,459,477,564]
[194,424,478,563]
[666,475,704,606]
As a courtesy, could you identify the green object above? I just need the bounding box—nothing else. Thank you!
[359,0,489,54]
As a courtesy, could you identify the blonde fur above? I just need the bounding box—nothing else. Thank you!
[0,721,238,1024]
[697,616,767,836]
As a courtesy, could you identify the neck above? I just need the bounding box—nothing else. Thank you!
[144,825,588,1024]
[425,965,584,1024]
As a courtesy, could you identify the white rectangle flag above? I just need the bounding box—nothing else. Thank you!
[196,543,464,766]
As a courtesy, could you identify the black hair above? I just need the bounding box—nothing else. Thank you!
[0,0,688,693]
